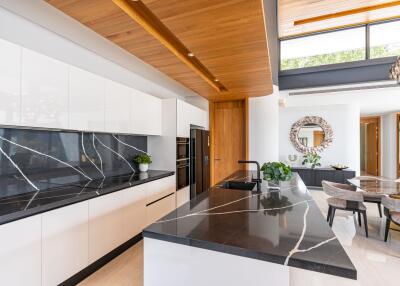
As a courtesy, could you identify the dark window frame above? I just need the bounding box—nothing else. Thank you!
[279,18,400,73]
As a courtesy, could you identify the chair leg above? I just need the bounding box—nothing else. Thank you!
[329,208,336,227]
[358,211,361,227]
[377,202,382,218]
[384,218,391,242]
[362,210,368,238]
[327,206,332,222]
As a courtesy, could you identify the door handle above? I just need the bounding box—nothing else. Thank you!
[214,158,221,161]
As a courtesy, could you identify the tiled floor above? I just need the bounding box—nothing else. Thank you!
[79,189,400,286]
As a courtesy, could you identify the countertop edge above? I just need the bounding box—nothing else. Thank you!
[0,171,175,226]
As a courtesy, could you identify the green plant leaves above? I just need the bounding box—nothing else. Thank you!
[261,162,292,182]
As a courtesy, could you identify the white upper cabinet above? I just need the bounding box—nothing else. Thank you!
[21,48,69,129]
[105,80,132,134]
[0,38,21,126]
[131,89,162,135]
[0,215,41,286]
[42,201,89,286]
[69,67,105,132]
[177,99,208,137]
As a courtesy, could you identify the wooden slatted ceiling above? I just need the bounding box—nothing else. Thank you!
[46,0,273,101]
[279,0,400,38]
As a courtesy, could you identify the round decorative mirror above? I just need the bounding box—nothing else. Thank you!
[290,116,333,153]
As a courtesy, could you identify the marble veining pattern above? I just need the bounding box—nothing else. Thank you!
[144,171,356,279]
[0,126,164,223]
[94,134,136,173]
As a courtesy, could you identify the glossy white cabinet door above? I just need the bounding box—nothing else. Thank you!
[21,48,69,129]
[69,67,105,132]
[105,80,132,134]
[146,193,176,226]
[88,191,124,263]
[0,215,41,286]
[42,201,89,286]
[120,185,147,243]
[145,175,176,204]
[131,89,162,135]
[0,38,21,126]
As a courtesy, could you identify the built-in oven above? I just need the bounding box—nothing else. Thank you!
[177,137,189,160]
[176,159,190,190]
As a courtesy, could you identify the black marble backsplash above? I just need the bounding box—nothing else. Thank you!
[0,127,147,198]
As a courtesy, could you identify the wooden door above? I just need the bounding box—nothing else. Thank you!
[211,101,246,184]
[313,131,324,146]
[361,117,380,176]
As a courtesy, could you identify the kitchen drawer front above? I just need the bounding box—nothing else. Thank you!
[145,175,176,204]
[146,193,176,226]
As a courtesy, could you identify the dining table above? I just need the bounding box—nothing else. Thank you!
[348,177,400,195]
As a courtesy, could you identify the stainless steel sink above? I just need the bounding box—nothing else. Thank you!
[220,181,256,191]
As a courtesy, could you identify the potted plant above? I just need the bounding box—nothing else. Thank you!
[134,154,152,172]
[261,162,293,186]
[302,152,321,169]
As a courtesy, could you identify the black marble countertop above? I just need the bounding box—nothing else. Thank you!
[143,170,357,279]
[0,170,174,225]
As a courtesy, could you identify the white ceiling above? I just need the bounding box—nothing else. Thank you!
[280,81,400,116]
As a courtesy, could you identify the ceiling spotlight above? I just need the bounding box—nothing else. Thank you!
[214,79,219,82]
[188,52,194,57]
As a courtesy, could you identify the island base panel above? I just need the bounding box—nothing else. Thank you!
[144,238,289,286]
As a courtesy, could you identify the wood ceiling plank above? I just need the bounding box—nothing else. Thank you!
[279,0,400,38]
[46,0,273,100]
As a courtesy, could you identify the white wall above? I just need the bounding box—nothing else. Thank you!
[248,86,279,168]
[382,113,397,179]
[279,104,361,174]
[148,99,177,171]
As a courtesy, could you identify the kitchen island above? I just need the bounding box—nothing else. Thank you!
[143,170,357,286]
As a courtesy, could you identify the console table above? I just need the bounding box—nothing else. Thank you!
[291,167,356,187]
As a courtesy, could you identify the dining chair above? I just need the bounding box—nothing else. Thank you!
[322,180,368,237]
[382,195,400,242]
[353,176,385,218]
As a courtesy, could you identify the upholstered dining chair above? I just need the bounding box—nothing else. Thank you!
[382,195,400,242]
[322,180,368,237]
[353,176,386,218]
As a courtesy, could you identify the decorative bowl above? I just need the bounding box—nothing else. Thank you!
[331,165,348,170]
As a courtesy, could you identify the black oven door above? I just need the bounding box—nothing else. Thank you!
[177,137,189,160]
[176,160,190,190]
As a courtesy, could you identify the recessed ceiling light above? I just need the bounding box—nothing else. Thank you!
[188,52,194,57]
[214,79,219,82]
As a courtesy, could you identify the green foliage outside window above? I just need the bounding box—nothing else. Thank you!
[281,45,400,71]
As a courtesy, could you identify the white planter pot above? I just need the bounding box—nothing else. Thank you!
[139,163,149,172]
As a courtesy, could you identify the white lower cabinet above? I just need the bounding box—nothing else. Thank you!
[121,185,147,243]
[177,186,190,208]
[42,202,89,286]
[88,191,125,263]
[0,215,41,286]
[145,175,176,204]
[146,193,176,226]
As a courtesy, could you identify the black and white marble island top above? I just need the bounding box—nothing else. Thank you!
[143,170,357,280]
[0,170,174,225]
